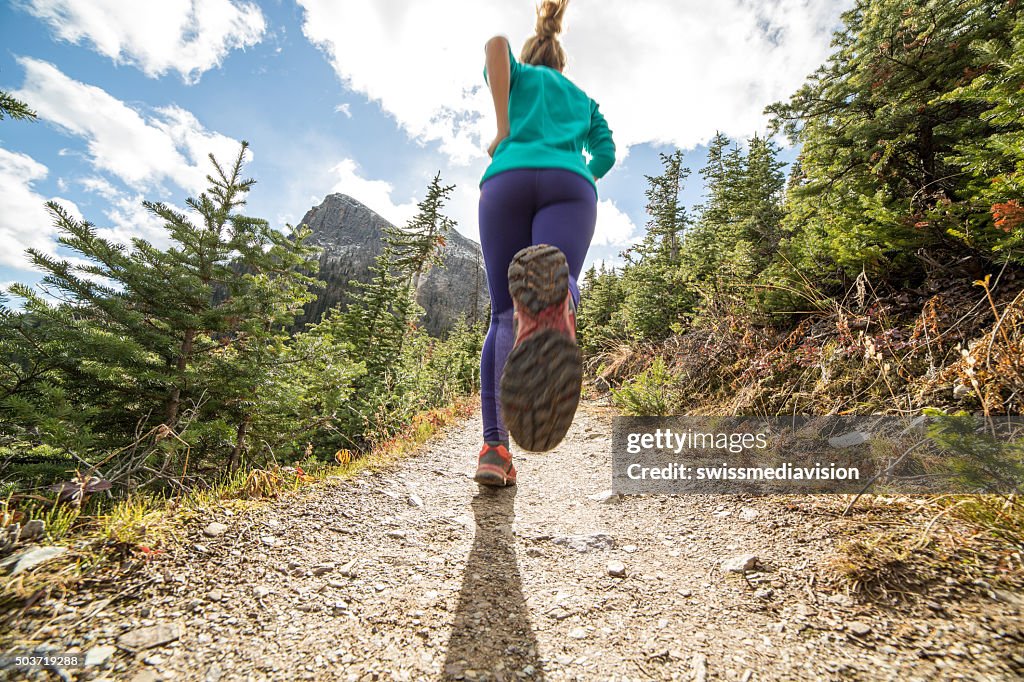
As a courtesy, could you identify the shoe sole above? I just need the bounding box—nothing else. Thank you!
[474,466,516,487]
[501,245,582,452]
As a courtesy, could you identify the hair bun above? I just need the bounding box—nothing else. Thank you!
[535,0,568,39]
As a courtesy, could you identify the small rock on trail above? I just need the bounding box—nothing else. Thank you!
[721,553,759,573]
[203,521,228,537]
[116,623,183,652]
[607,560,627,577]
[551,532,615,553]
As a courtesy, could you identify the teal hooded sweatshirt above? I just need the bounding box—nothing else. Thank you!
[482,42,616,193]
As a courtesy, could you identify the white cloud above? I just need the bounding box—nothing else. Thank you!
[297,0,852,164]
[79,177,170,247]
[19,0,266,83]
[299,0,514,165]
[9,59,242,263]
[0,147,81,270]
[593,199,639,248]
[334,103,352,118]
[13,57,244,196]
[327,159,419,228]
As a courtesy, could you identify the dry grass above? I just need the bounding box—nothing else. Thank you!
[585,270,1024,602]
[826,493,1024,603]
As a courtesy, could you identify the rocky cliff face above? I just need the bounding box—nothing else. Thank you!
[295,193,489,336]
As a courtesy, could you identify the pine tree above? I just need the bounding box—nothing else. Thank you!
[4,144,319,470]
[766,0,1023,278]
[942,11,1024,259]
[0,91,36,121]
[620,151,696,341]
[684,134,743,287]
[386,172,456,294]
[577,263,626,353]
[643,150,689,263]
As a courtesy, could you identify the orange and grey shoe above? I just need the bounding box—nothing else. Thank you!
[474,442,517,486]
[500,244,582,452]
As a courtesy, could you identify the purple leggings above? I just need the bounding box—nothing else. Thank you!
[478,168,597,443]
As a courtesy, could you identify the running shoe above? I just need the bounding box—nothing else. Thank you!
[474,442,517,486]
[500,244,582,452]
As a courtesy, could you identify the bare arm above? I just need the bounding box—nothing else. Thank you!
[484,36,511,156]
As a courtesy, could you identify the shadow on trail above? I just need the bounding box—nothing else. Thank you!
[441,485,545,681]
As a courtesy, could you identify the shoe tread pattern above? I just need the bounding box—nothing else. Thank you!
[501,244,580,452]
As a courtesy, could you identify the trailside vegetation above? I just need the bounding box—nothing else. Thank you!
[577,0,1024,593]
[0,145,483,515]
[580,0,1024,417]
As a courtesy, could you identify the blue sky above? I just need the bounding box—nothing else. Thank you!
[0,0,853,294]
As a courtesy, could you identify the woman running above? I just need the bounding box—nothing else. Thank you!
[475,0,616,486]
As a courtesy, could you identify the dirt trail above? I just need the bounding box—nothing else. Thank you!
[13,401,1024,681]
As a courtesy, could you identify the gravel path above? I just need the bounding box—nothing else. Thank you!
[13,401,1024,681]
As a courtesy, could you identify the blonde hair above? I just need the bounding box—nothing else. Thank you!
[520,0,569,71]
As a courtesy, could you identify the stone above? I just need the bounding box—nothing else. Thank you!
[20,519,45,541]
[607,560,627,577]
[116,623,183,652]
[587,490,619,504]
[313,563,335,576]
[193,544,208,553]
[259,534,278,547]
[407,494,424,508]
[901,415,928,435]
[990,589,1024,609]
[828,431,871,448]
[203,522,228,537]
[847,621,872,637]
[692,653,708,682]
[84,645,117,667]
[567,627,588,639]
[1,545,68,575]
[738,507,759,521]
[720,554,758,573]
[827,593,854,607]
[552,533,614,553]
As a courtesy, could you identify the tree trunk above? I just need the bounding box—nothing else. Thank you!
[228,416,249,474]
[164,327,196,427]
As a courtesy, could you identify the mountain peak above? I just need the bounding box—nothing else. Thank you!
[295,193,489,336]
